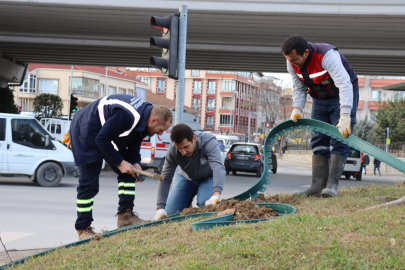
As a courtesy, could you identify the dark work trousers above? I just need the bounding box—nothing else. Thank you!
[310,85,359,159]
[75,149,136,230]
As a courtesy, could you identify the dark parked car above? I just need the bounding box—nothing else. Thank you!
[224,143,277,177]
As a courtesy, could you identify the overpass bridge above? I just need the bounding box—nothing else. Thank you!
[1,0,405,86]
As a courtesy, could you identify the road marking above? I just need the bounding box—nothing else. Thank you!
[301,185,310,188]
[0,232,34,244]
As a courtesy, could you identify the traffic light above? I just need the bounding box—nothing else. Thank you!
[70,94,78,113]
[382,130,387,138]
[149,14,179,79]
[17,106,22,114]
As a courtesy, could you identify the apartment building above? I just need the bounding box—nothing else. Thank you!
[14,64,149,115]
[131,69,281,137]
[357,76,405,120]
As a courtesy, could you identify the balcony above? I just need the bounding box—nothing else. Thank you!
[73,89,98,98]
[220,89,235,97]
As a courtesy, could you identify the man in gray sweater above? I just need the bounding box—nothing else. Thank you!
[154,124,226,220]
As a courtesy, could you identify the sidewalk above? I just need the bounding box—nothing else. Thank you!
[0,248,50,267]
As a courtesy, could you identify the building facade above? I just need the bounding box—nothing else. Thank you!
[132,69,281,138]
[14,64,149,115]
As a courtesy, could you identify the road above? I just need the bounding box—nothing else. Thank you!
[1,160,404,251]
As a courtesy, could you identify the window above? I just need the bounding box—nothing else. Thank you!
[128,90,134,96]
[371,90,381,101]
[207,81,216,94]
[157,79,166,93]
[220,115,232,126]
[109,87,116,95]
[191,70,200,76]
[193,80,202,94]
[222,79,236,92]
[193,98,201,110]
[206,116,214,129]
[394,91,404,99]
[11,119,49,148]
[0,118,5,141]
[207,98,215,111]
[100,84,105,97]
[39,79,58,95]
[70,77,98,98]
[119,88,126,94]
[140,77,151,87]
[20,74,36,93]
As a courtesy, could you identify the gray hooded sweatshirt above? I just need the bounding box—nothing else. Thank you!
[156,131,225,209]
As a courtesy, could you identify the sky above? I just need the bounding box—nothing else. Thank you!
[264,72,293,89]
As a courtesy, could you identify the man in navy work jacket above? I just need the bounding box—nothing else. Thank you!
[154,124,226,220]
[69,94,173,240]
[282,35,359,198]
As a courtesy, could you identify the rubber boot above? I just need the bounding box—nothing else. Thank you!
[321,154,347,198]
[117,208,144,228]
[294,155,329,197]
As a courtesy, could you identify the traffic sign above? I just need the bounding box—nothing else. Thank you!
[265,122,270,128]
[254,135,259,142]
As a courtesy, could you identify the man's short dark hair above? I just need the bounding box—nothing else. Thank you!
[170,124,194,144]
[281,35,309,56]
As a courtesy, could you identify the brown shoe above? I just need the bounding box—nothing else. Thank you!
[117,208,144,228]
[77,226,101,240]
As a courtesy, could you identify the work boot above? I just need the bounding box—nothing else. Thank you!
[322,154,347,198]
[294,155,329,197]
[117,208,144,228]
[77,226,100,240]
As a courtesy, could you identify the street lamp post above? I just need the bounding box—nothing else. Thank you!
[248,111,256,143]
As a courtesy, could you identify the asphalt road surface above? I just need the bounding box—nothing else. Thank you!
[1,160,404,251]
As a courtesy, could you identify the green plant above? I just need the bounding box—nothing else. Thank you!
[0,87,18,114]
[353,115,378,141]
[33,93,64,120]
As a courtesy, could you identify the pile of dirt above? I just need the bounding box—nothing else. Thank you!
[251,193,298,205]
[180,199,279,221]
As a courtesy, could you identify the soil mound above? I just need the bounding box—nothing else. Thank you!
[180,199,279,221]
[251,193,298,205]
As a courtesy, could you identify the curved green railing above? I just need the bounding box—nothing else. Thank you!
[2,119,404,269]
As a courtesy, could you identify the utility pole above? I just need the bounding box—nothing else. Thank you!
[175,5,187,125]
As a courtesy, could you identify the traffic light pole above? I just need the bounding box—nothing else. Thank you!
[68,65,73,120]
[386,127,389,172]
[174,5,187,125]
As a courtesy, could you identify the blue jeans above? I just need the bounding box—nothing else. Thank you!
[165,172,214,215]
[374,166,381,175]
[310,85,359,159]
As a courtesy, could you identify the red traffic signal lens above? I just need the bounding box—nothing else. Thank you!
[150,16,170,34]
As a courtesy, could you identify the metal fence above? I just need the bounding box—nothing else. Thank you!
[281,140,405,154]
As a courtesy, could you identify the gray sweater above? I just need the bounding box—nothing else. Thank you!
[156,131,225,209]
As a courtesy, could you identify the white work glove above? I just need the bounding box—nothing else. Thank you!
[290,108,302,122]
[154,209,168,221]
[205,195,220,206]
[336,114,351,138]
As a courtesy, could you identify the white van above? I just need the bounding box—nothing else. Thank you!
[0,113,76,187]
[215,135,239,147]
[140,111,202,173]
[40,118,70,142]
[342,147,363,181]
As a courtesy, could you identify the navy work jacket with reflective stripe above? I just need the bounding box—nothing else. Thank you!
[70,94,152,166]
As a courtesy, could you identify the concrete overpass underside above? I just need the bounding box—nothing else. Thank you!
[1,0,405,78]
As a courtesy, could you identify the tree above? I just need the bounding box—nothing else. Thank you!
[375,95,405,142]
[352,115,378,141]
[33,93,64,120]
[0,87,18,114]
[258,78,281,128]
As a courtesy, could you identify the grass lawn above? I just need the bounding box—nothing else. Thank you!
[10,183,405,269]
